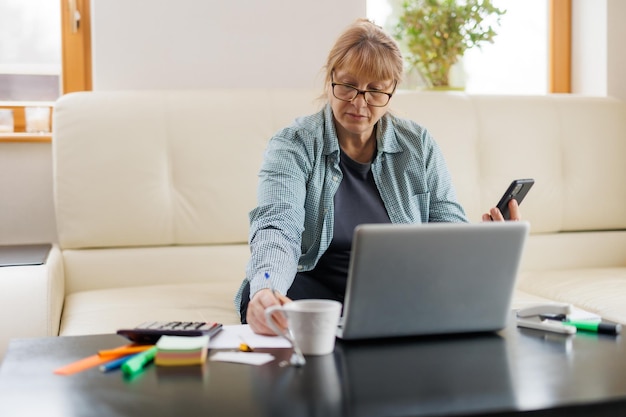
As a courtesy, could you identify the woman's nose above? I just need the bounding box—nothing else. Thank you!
[352,92,368,107]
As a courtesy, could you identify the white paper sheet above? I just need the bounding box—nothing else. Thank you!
[210,351,275,366]
[208,324,291,349]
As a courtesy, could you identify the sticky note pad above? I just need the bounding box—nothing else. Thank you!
[155,335,210,366]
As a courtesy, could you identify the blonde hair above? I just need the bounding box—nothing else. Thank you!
[323,19,403,95]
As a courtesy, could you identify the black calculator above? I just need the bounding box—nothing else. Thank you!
[117,321,223,344]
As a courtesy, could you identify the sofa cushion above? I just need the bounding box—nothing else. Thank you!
[61,245,250,294]
[59,282,241,337]
[520,231,626,271]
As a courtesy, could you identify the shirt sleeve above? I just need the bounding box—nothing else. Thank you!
[245,129,312,298]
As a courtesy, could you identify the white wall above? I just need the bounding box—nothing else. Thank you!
[572,0,626,102]
[0,143,57,245]
[91,0,365,91]
[571,0,607,95]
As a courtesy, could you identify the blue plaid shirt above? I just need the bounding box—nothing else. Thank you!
[235,104,467,307]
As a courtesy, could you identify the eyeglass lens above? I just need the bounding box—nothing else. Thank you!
[332,84,390,106]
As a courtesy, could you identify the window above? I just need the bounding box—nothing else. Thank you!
[0,0,91,139]
[367,0,570,94]
[0,0,61,102]
[462,1,548,94]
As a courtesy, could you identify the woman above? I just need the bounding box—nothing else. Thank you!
[236,18,520,335]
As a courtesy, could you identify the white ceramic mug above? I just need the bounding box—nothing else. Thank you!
[265,299,342,356]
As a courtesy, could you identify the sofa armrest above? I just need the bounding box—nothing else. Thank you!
[0,245,65,361]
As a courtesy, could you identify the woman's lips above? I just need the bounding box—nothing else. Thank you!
[346,112,367,120]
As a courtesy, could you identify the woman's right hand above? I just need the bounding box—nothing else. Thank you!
[246,288,291,335]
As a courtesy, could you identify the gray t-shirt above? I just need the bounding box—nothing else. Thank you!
[304,150,391,298]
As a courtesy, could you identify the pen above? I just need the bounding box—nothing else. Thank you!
[265,272,274,293]
[265,272,281,302]
[99,353,139,372]
[121,346,158,376]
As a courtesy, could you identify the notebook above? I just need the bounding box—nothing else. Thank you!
[336,221,529,340]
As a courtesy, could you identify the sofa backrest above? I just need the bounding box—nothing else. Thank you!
[391,92,626,234]
[53,90,324,250]
[54,90,626,250]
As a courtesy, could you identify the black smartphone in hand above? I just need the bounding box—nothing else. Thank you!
[495,179,534,220]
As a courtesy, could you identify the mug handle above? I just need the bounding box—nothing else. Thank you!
[264,305,295,345]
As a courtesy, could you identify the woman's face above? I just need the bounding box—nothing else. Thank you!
[329,69,395,141]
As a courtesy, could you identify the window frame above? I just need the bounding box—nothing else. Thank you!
[549,0,571,93]
[61,0,92,94]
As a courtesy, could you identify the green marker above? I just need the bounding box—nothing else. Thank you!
[563,321,621,335]
[121,346,158,375]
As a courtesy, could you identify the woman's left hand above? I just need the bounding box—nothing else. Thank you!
[482,199,521,221]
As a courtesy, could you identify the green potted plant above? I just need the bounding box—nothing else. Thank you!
[394,0,506,89]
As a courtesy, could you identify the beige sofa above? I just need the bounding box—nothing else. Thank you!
[0,90,624,360]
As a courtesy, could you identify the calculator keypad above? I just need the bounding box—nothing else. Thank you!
[117,321,223,344]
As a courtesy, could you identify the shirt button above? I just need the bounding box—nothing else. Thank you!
[333,176,338,181]
[297,265,303,271]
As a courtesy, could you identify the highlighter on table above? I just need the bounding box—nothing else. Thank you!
[98,345,155,358]
[100,354,139,372]
[541,314,622,335]
[563,320,621,335]
[121,346,158,376]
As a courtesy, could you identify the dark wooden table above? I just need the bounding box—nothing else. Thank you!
[1,325,626,417]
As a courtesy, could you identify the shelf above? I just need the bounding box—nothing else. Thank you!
[0,133,52,143]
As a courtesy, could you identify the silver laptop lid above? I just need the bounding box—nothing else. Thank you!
[337,221,529,340]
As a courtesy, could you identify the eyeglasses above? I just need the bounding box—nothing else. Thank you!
[331,76,396,107]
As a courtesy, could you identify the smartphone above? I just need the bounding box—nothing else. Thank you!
[495,179,534,220]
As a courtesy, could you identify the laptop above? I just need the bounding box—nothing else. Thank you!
[336,221,529,340]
